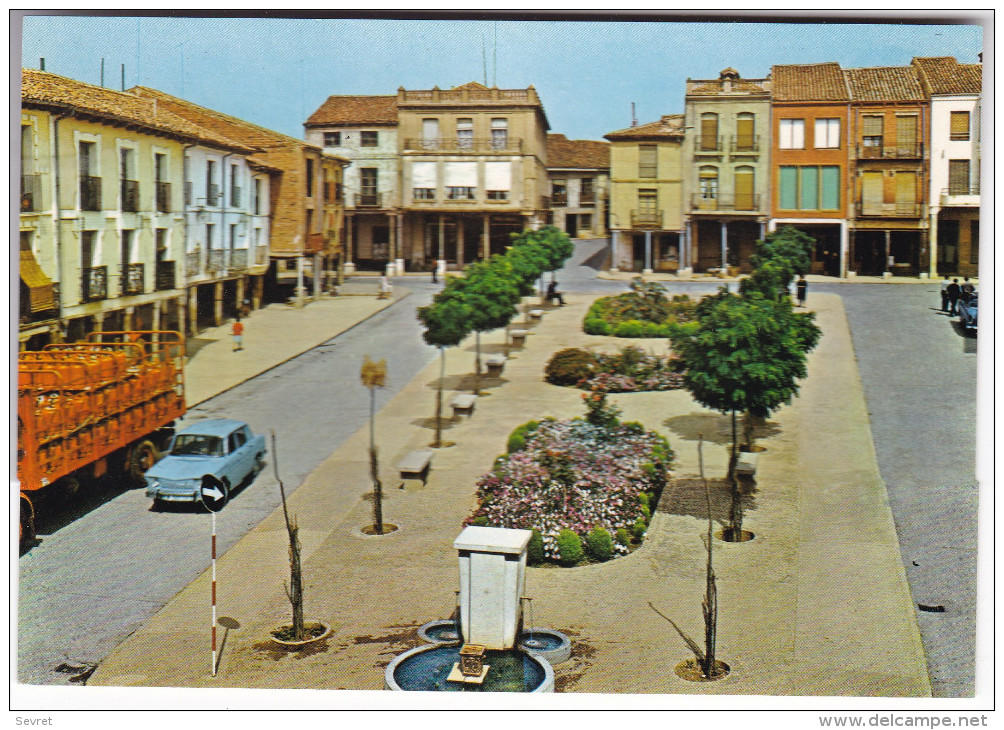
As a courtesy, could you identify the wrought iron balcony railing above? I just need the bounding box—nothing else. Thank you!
[856,201,923,218]
[207,249,225,272]
[121,263,144,295]
[185,250,202,276]
[82,266,107,301]
[631,210,663,228]
[355,192,383,208]
[551,192,568,206]
[729,135,761,154]
[229,248,248,270]
[155,260,176,290]
[80,175,102,211]
[856,143,924,159]
[691,193,761,211]
[694,136,724,153]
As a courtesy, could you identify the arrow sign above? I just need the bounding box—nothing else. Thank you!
[201,481,226,512]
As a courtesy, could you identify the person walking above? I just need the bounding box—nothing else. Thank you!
[796,275,808,307]
[940,275,952,312]
[946,278,961,315]
[231,316,244,351]
[960,276,975,303]
[430,260,438,284]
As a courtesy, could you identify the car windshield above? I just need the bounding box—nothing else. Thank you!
[171,434,224,457]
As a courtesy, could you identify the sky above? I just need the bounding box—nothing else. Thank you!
[18,12,985,143]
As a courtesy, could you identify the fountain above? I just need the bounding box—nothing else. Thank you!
[385,526,566,692]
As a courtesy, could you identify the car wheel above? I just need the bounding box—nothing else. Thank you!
[254,453,265,476]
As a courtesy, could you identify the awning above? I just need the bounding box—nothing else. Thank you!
[20,249,56,312]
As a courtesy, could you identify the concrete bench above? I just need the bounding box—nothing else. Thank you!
[484,355,506,376]
[396,450,433,486]
[735,451,759,477]
[451,393,477,418]
[528,309,544,322]
[510,329,529,347]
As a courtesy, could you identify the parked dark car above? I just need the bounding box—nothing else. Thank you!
[958,294,978,332]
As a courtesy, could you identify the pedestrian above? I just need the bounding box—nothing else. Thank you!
[240,298,251,318]
[430,260,438,284]
[231,316,244,351]
[796,275,808,307]
[940,275,951,312]
[960,276,975,303]
[545,280,566,306]
[946,278,961,315]
[378,274,391,300]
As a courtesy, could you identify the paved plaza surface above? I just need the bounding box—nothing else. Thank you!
[87,289,930,697]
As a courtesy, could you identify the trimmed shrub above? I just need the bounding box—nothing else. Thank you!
[615,527,633,546]
[527,529,545,566]
[613,319,646,338]
[586,526,614,561]
[471,516,489,527]
[632,518,647,540]
[638,492,650,511]
[556,529,584,566]
[640,504,652,523]
[507,420,541,453]
[545,348,598,386]
[583,317,611,336]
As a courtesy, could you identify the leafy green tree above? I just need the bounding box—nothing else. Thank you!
[463,258,522,393]
[670,290,820,538]
[505,238,550,296]
[741,226,815,298]
[418,285,472,447]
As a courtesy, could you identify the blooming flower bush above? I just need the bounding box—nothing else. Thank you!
[545,345,686,393]
[467,400,673,563]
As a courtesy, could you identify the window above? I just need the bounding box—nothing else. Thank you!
[229,223,238,249]
[862,115,883,149]
[735,112,755,151]
[485,160,511,201]
[552,180,567,205]
[79,142,100,210]
[779,119,805,149]
[306,159,314,198]
[120,148,138,212]
[950,111,970,141]
[487,190,509,200]
[895,115,918,156]
[206,160,219,205]
[360,168,379,206]
[361,131,378,147]
[253,178,262,215]
[413,188,435,200]
[699,166,718,199]
[206,223,215,249]
[580,177,595,203]
[948,159,971,195]
[815,118,840,149]
[422,119,439,149]
[637,189,657,210]
[447,187,475,200]
[323,131,341,146]
[700,113,719,151]
[444,161,476,199]
[81,231,95,268]
[412,160,436,201]
[779,166,840,210]
[638,145,657,178]
[456,118,473,150]
[491,118,508,150]
[734,167,754,209]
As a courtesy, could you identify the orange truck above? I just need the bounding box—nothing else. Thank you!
[17,331,186,544]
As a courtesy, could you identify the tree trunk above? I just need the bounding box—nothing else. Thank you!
[474,331,482,395]
[434,347,445,447]
[699,436,717,678]
[287,518,304,640]
[728,409,743,540]
[370,446,383,534]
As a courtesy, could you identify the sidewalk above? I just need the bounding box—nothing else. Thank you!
[182,280,406,406]
[90,292,929,697]
[597,270,948,286]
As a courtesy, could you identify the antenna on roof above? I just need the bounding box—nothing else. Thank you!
[631,102,637,127]
[121,64,125,91]
[482,37,487,86]
[39,58,45,71]
[493,21,497,86]
[100,58,105,87]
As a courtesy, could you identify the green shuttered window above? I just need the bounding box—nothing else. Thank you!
[780,165,839,210]
[779,167,798,209]
[820,166,839,210]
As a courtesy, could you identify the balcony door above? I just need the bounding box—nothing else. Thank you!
[894,172,917,215]
[734,167,754,210]
[861,171,883,215]
[360,168,378,206]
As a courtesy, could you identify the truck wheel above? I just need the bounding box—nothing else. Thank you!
[128,440,160,485]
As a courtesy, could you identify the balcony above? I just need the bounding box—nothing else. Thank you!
[185,250,202,276]
[693,136,723,154]
[940,185,980,207]
[856,143,923,159]
[230,186,242,208]
[82,266,107,301]
[729,135,761,154]
[229,248,248,270]
[207,249,225,273]
[206,183,220,207]
[631,210,663,228]
[579,191,596,205]
[121,263,144,295]
[856,201,923,218]
[155,260,176,290]
[403,137,524,154]
[80,175,102,211]
[691,193,761,212]
[355,192,383,208]
[121,179,140,212]
[551,192,568,206]
[156,181,171,213]
[21,173,42,212]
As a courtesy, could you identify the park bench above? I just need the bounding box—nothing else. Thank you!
[735,451,759,477]
[527,309,544,322]
[484,355,506,377]
[451,393,478,418]
[510,329,529,347]
[396,450,433,486]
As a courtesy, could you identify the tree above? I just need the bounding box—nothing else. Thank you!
[360,355,387,533]
[534,225,575,282]
[462,259,522,394]
[670,290,820,538]
[417,287,472,447]
[271,431,305,640]
[740,226,815,298]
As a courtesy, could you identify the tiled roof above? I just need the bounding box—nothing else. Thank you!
[305,95,398,127]
[844,66,925,102]
[131,86,314,151]
[912,56,982,95]
[772,63,850,102]
[20,69,252,152]
[605,114,685,140]
[546,133,610,169]
[686,77,770,96]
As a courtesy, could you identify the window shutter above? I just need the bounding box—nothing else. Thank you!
[799,166,818,210]
[950,111,970,140]
[948,159,970,194]
[422,119,439,140]
[820,166,840,210]
[894,171,917,213]
[895,116,917,154]
[444,161,477,187]
[412,161,437,188]
[638,145,657,177]
[700,114,718,150]
[734,168,754,209]
[779,167,797,209]
[484,161,511,190]
[862,171,883,214]
[862,115,883,136]
[736,114,754,150]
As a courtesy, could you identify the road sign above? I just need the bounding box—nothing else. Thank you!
[201,482,226,512]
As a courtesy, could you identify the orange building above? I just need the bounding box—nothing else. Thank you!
[769,63,850,277]
[844,66,930,276]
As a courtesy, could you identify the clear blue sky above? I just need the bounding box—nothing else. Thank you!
[19,13,984,142]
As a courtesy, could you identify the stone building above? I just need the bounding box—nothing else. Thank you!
[545,133,610,239]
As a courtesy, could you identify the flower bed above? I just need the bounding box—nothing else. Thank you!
[583,280,697,338]
[545,345,686,393]
[467,396,673,564]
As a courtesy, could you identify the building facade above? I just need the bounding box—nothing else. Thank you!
[683,68,772,273]
[545,133,610,239]
[605,115,686,273]
[913,56,982,278]
[769,63,851,277]
[19,69,246,349]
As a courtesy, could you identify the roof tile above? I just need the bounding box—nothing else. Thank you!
[772,63,850,102]
[305,95,398,127]
[546,133,610,169]
[605,114,685,140]
[844,66,926,102]
[912,56,982,95]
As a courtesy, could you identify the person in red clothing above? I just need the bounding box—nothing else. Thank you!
[231,316,244,351]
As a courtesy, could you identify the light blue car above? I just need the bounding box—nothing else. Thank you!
[958,294,978,332]
[145,418,266,506]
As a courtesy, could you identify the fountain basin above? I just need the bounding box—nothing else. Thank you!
[418,619,462,644]
[518,628,572,665]
[385,643,554,692]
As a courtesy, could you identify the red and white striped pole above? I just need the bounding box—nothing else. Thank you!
[211,510,217,677]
